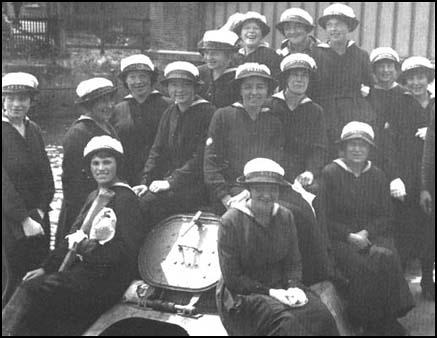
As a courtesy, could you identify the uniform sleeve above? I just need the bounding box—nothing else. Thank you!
[62,125,91,203]
[167,105,215,189]
[318,167,351,242]
[141,109,169,186]
[422,107,435,191]
[364,172,394,239]
[306,106,328,176]
[204,109,230,200]
[34,124,55,212]
[283,211,303,288]
[218,215,270,295]
[361,49,373,87]
[2,166,27,239]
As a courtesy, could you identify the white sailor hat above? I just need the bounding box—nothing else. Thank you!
[276,8,314,34]
[280,53,317,73]
[83,135,124,159]
[198,30,240,52]
[318,3,359,32]
[232,11,271,38]
[237,158,289,186]
[2,72,39,94]
[339,121,375,147]
[369,47,400,65]
[400,56,435,83]
[161,61,202,85]
[75,77,117,104]
[119,54,156,76]
[235,62,272,81]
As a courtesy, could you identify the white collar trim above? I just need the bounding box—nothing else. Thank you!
[334,158,372,176]
[373,82,400,90]
[272,91,312,105]
[232,102,271,113]
[233,201,280,218]
[318,40,356,49]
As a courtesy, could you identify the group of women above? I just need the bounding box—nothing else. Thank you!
[2,3,435,336]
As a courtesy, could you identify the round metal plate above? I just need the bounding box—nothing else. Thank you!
[138,213,221,292]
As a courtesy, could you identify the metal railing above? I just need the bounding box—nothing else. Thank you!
[2,16,60,58]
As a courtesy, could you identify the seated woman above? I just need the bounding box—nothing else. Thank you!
[216,158,339,336]
[205,62,332,285]
[2,136,146,336]
[133,61,215,226]
[197,29,240,108]
[271,53,327,192]
[56,77,119,247]
[317,122,414,335]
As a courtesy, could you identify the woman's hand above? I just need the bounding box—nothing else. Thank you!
[149,180,170,193]
[269,288,293,306]
[390,178,407,201]
[22,217,45,237]
[22,268,45,281]
[132,184,148,197]
[296,171,314,187]
[415,127,427,140]
[286,287,308,306]
[348,233,371,250]
[420,190,433,215]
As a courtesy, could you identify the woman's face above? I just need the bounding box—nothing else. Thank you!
[286,69,310,95]
[240,20,263,49]
[344,139,370,164]
[283,21,309,46]
[249,183,279,218]
[374,60,397,86]
[90,154,118,187]
[167,79,196,106]
[3,93,31,121]
[203,50,232,71]
[92,95,115,122]
[325,18,349,43]
[125,70,152,98]
[404,71,430,98]
[240,76,269,110]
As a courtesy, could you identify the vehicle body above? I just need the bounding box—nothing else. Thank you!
[83,211,356,336]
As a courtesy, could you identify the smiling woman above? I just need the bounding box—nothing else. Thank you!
[55,78,119,248]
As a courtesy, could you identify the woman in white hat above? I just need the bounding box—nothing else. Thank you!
[56,77,118,247]
[110,54,171,186]
[227,11,281,80]
[216,157,339,336]
[132,61,215,226]
[398,56,435,298]
[2,135,145,335]
[197,29,240,108]
[276,8,320,58]
[204,62,282,214]
[2,72,55,306]
[272,53,327,191]
[317,121,414,335]
[312,3,374,160]
[205,63,332,285]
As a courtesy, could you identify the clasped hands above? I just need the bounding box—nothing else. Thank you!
[269,287,308,307]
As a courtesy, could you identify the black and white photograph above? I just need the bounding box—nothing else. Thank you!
[2,2,435,336]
